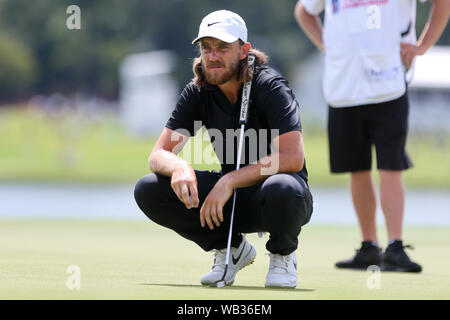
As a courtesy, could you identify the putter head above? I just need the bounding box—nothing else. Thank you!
[212,280,226,288]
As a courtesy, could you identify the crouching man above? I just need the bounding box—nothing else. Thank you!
[134,10,313,288]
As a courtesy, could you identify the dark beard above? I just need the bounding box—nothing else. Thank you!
[202,58,239,85]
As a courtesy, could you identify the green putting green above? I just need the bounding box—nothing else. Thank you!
[1,219,449,299]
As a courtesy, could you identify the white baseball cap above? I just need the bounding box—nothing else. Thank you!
[192,10,248,44]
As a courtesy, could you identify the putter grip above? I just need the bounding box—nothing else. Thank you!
[239,55,255,125]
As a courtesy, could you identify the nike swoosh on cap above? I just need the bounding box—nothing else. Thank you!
[207,22,221,27]
[232,242,246,265]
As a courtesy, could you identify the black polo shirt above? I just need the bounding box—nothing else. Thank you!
[166,64,308,182]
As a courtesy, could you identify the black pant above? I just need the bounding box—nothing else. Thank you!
[134,170,313,255]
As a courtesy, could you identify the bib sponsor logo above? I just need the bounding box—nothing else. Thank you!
[342,0,388,9]
[365,66,399,81]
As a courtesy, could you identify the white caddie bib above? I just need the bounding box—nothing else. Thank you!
[321,0,407,107]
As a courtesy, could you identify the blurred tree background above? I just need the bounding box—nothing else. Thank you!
[0,0,449,186]
[0,0,446,103]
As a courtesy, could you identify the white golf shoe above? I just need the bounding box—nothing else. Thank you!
[265,252,298,288]
[201,236,256,286]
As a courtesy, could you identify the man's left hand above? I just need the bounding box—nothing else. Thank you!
[200,176,234,230]
[400,43,426,69]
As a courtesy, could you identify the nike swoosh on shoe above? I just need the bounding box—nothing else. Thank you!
[232,243,246,265]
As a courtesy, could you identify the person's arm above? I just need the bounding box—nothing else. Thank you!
[294,1,324,51]
[149,127,189,176]
[149,127,199,209]
[150,83,202,209]
[199,130,305,230]
[401,0,450,67]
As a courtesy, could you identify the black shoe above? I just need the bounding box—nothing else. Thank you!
[335,241,382,270]
[380,240,422,273]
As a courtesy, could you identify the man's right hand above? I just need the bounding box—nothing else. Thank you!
[171,163,199,210]
[149,127,199,209]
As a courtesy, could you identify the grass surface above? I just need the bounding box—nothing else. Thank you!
[1,106,450,188]
[1,219,449,300]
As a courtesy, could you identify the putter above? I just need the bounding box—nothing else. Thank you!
[212,55,255,288]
